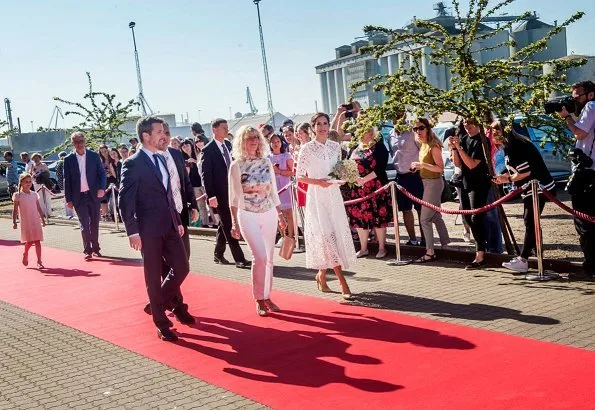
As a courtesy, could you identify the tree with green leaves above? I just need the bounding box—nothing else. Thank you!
[352,0,585,254]
[48,72,138,155]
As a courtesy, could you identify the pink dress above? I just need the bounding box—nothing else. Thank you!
[13,191,43,243]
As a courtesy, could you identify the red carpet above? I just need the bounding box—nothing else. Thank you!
[1,240,594,409]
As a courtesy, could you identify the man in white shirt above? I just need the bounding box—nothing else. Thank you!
[560,80,595,278]
[63,132,107,260]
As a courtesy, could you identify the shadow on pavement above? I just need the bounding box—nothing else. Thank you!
[0,239,21,247]
[273,265,357,281]
[41,267,99,277]
[177,311,475,391]
[348,291,560,325]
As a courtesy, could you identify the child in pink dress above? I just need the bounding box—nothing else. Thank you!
[12,173,46,269]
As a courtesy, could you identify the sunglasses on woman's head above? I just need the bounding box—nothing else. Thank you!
[412,126,426,132]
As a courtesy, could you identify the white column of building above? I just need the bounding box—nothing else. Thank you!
[320,71,330,114]
[342,67,349,101]
[327,68,338,113]
[334,68,345,105]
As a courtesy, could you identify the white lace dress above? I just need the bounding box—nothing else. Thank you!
[296,139,356,270]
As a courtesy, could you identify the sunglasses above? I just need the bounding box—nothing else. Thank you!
[412,126,426,132]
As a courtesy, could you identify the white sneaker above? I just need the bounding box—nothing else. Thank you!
[356,249,369,258]
[502,257,528,273]
[275,238,283,248]
[463,231,472,243]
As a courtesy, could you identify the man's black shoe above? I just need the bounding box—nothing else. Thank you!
[92,251,103,257]
[84,253,92,261]
[173,308,196,325]
[214,256,230,265]
[235,260,252,269]
[143,303,173,327]
[157,327,178,342]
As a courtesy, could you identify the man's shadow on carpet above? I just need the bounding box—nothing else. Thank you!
[176,311,475,392]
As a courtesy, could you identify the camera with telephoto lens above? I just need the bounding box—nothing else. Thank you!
[566,148,595,195]
[569,148,594,169]
[544,96,577,115]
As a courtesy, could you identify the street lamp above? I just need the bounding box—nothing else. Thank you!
[253,0,275,128]
[129,21,153,115]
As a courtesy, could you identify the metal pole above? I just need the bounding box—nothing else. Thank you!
[526,179,558,281]
[388,182,408,266]
[290,182,305,253]
[109,184,120,231]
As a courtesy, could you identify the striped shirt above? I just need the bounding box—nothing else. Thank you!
[504,136,555,197]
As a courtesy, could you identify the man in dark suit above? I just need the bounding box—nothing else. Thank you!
[141,122,199,325]
[200,118,250,269]
[64,132,107,260]
[118,116,190,342]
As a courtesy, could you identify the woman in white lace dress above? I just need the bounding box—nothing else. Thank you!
[296,113,356,299]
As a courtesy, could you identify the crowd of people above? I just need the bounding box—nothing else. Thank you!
[5,80,595,342]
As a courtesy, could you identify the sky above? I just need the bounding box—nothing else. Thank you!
[1,0,594,130]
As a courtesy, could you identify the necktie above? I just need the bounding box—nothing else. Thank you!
[163,151,184,213]
[221,143,231,168]
[153,154,165,188]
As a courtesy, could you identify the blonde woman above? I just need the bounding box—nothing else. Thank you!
[410,118,450,262]
[229,125,287,316]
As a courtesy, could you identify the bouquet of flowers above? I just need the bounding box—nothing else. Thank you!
[328,159,359,185]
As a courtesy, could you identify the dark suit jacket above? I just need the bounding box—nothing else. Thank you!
[199,139,231,208]
[64,149,107,206]
[118,150,182,238]
[167,147,198,227]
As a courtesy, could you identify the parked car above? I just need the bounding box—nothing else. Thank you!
[0,162,26,198]
[381,122,456,193]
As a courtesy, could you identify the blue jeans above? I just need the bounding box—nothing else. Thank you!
[484,189,503,254]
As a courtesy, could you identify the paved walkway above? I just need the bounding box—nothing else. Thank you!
[0,219,594,409]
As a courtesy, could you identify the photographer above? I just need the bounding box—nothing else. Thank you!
[559,81,595,279]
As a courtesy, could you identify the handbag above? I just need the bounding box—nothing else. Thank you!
[441,176,455,203]
[279,230,295,260]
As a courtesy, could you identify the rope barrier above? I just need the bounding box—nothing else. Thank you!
[344,183,392,206]
[541,189,595,223]
[396,184,524,215]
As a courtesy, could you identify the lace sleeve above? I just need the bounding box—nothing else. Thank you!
[296,143,310,178]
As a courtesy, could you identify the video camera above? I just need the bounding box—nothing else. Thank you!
[568,147,594,170]
[544,96,577,115]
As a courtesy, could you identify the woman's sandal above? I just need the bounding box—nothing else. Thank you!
[414,254,437,264]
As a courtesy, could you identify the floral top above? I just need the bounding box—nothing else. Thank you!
[228,157,281,213]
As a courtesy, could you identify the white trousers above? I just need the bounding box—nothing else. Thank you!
[237,207,278,300]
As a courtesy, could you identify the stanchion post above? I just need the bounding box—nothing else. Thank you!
[526,179,558,281]
[387,182,408,266]
[108,183,120,231]
[290,181,305,253]
[38,186,51,225]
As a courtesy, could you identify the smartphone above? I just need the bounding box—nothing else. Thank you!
[345,111,354,118]
[342,103,353,110]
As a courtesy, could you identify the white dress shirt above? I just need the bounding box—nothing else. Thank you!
[141,147,168,189]
[76,150,90,192]
[214,139,231,167]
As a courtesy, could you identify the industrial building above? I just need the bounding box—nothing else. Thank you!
[315,3,569,113]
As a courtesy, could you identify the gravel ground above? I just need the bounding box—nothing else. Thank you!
[0,184,584,263]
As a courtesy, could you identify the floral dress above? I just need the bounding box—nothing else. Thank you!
[296,139,356,270]
[343,140,392,229]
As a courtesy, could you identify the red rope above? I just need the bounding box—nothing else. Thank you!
[541,189,595,223]
[396,184,523,215]
[344,184,391,205]
[294,182,392,205]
